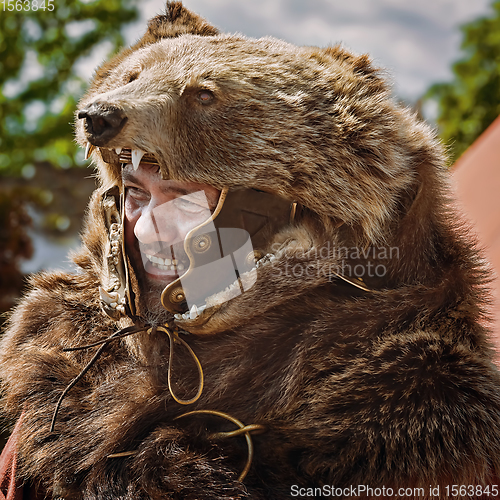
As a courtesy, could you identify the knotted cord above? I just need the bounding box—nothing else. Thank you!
[156,325,204,405]
[50,322,204,432]
[50,323,149,432]
[51,322,264,481]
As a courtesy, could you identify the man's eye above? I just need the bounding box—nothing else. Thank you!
[126,187,148,200]
[125,186,145,198]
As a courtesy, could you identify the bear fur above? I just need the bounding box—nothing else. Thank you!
[2,2,500,498]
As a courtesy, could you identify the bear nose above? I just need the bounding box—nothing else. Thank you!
[78,102,128,146]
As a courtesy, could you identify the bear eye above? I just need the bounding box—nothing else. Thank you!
[127,72,140,84]
[198,90,214,104]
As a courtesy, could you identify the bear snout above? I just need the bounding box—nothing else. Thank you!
[78,102,128,146]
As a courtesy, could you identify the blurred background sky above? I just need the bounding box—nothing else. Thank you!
[124,0,493,104]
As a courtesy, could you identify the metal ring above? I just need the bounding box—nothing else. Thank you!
[169,287,186,303]
[174,409,265,481]
[192,234,212,253]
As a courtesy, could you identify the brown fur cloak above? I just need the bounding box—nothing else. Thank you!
[2,2,500,499]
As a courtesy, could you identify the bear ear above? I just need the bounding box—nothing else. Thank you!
[322,45,379,79]
[135,1,219,47]
[83,2,218,98]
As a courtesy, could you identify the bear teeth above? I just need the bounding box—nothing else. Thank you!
[84,143,96,160]
[131,149,145,170]
[255,253,276,268]
[190,304,199,319]
[173,255,275,321]
[115,148,160,166]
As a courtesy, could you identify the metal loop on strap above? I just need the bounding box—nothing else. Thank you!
[155,325,204,405]
[175,409,266,481]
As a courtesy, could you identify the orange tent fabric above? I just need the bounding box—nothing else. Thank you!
[451,114,500,352]
[0,418,23,500]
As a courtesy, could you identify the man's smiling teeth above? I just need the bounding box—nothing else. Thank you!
[145,253,185,271]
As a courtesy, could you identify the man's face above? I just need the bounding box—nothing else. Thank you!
[122,163,220,314]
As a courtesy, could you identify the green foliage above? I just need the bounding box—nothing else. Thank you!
[0,0,139,177]
[425,1,500,163]
[0,0,139,320]
[0,188,33,313]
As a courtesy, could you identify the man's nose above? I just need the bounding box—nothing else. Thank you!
[134,205,179,246]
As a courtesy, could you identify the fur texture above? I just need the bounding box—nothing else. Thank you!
[2,2,500,498]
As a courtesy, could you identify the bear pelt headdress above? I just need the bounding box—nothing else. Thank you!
[2,2,500,498]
